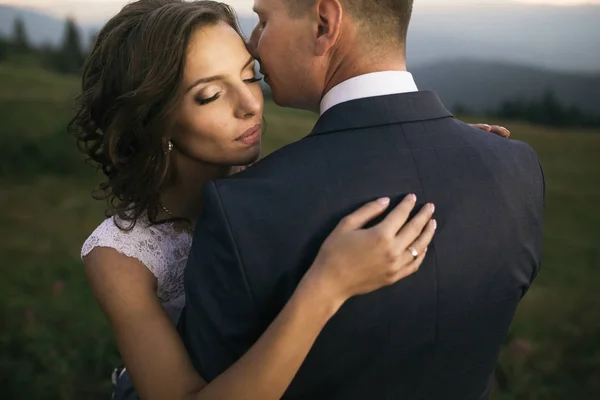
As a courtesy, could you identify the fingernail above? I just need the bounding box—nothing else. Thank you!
[424,247,428,253]
[432,219,437,229]
[483,124,491,130]
[377,197,390,205]
[428,203,435,213]
[409,193,417,202]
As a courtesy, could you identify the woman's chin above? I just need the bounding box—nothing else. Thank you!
[248,148,261,164]
[233,148,261,167]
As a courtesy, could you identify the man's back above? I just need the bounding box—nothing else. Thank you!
[180,92,544,399]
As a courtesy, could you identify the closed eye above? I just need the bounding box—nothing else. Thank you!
[195,93,220,106]
[244,76,263,83]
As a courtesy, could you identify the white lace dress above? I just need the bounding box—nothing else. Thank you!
[81,214,193,324]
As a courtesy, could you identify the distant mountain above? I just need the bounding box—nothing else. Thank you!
[406,2,600,73]
[0,5,98,47]
[412,60,600,114]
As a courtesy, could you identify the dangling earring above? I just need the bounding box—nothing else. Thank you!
[168,140,174,152]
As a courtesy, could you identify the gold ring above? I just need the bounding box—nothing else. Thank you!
[408,246,419,260]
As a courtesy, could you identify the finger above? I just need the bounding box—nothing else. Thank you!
[376,194,418,235]
[337,197,391,231]
[390,250,426,283]
[395,203,435,248]
[401,219,437,262]
[472,123,492,132]
[489,125,510,138]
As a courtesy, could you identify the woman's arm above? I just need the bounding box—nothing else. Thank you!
[84,248,206,400]
[85,194,435,400]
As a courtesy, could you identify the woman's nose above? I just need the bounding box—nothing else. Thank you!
[236,85,262,118]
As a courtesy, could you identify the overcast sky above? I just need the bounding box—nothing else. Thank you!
[2,0,600,23]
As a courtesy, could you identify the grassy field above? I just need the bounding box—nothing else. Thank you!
[0,63,598,399]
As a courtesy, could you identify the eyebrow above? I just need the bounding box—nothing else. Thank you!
[186,56,256,93]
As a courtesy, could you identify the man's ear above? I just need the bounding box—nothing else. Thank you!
[314,0,343,56]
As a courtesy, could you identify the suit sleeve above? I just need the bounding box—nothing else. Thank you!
[518,147,545,298]
[530,157,545,284]
[178,181,260,381]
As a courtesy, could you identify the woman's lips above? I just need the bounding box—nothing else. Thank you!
[236,124,262,145]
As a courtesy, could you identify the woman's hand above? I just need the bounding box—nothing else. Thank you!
[305,194,436,308]
[471,123,511,138]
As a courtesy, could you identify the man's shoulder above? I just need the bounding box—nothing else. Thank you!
[208,138,318,213]
[454,119,540,158]
[452,119,544,188]
[215,137,318,191]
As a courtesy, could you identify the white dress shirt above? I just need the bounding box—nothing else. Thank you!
[319,71,418,115]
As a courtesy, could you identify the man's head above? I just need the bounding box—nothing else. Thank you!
[249,0,414,111]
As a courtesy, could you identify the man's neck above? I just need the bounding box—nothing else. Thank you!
[322,50,407,102]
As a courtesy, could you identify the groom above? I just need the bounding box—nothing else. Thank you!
[179,0,544,398]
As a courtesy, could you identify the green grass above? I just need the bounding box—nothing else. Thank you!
[0,176,117,399]
[0,63,80,100]
[1,64,599,399]
[0,64,79,139]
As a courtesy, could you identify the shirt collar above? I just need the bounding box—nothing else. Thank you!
[319,71,418,115]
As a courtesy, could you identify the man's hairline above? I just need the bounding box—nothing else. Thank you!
[254,0,409,45]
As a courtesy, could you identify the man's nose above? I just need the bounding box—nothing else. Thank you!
[246,27,259,59]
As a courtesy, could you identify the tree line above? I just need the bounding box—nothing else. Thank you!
[454,90,600,130]
[0,16,89,75]
[491,90,600,130]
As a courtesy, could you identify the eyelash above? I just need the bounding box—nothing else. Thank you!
[244,76,263,83]
[195,76,262,106]
[196,93,220,106]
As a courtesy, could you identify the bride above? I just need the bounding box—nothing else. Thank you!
[71,1,508,399]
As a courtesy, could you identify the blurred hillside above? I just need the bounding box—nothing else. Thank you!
[414,60,600,115]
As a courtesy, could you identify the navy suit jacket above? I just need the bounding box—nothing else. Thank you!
[178,91,544,399]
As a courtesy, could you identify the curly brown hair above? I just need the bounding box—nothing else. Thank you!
[68,0,242,229]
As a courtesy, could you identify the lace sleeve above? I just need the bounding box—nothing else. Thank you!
[81,217,165,279]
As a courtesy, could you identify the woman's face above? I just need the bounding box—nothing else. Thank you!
[171,21,264,167]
